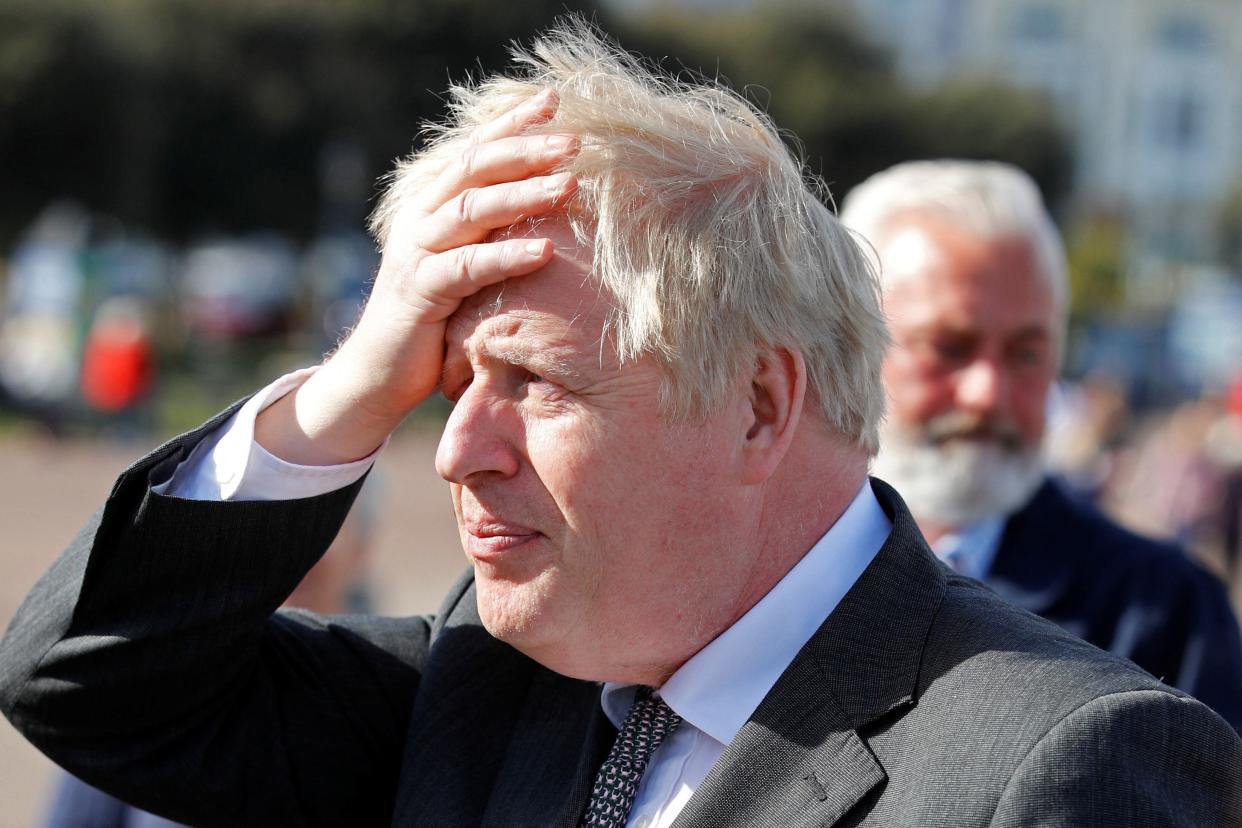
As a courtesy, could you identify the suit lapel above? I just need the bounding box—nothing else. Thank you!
[481,669,614,828]
[393,587,543,827]
[394,578,613,828]
[987,479,1076,616]
[672,654,885,828]
[675,479,946,828]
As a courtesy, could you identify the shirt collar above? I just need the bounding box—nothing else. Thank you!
[600,481,892,744]
[931,515,1007,580]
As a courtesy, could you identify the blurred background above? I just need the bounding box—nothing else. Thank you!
[1,0,1241,824]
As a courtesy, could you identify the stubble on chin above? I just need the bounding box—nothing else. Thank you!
[473,562,562,643]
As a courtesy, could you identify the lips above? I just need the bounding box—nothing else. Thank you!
[462,517,543,560]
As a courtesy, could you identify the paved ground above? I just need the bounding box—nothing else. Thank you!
[4,429,1240,827]
[0,429,464,828]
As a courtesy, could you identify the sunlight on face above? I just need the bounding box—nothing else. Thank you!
[435,221,755,684]
[874,217,1058,525]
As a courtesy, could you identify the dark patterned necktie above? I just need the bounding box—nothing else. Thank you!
[580,686,682,827]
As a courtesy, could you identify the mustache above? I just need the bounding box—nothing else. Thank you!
[922,411,1026,451]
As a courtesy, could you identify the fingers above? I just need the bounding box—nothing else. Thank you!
[415,238,555,313]
[381,87,576,316]
[471,88,559,145]
[415,171,578,252]
[416,133,578,212]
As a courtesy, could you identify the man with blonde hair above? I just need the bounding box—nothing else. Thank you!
[841,159,1242,732]
[3,23,1239,828]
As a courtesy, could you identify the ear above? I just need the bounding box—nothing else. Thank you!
[741,345,806,485]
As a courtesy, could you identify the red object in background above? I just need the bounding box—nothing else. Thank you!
[80,320,153,411]
[1229,369,1242,418]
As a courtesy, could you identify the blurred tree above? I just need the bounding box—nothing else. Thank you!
[615,6,1072,211]
[0,2,1071,247]
[1217,180,1242,273]
[0,0,598,246]
[1065,213,1127,318]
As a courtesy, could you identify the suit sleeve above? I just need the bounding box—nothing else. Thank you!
[989,688,1242,827]
[0,411,433,827]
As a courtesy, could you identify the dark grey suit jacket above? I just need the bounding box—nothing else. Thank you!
[1,414,1239,827]
[987,477,1242,731]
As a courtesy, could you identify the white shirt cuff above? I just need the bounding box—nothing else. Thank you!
[154,366,382,502]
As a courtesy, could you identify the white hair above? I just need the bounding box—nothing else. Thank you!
[838,160,1068,312]
[871,417,1045,527]
[371,20,889,454]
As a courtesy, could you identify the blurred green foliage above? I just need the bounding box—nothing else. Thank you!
[615,6,1072,211]
[1066,214,1127,317]
[0,1,1072,245]
[1218,181,1242,272]
[0,0,598,246]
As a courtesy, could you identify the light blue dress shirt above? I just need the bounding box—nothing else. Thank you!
[599,482,892,828]
[931,515,1007,580]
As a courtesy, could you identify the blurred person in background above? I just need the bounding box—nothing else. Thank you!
[0,203,89,436]
[841,159,1242,731]
[40,482,378,828]
[1107,384,1242,582]
[80,296,156,437]
[1043,372,1130,504]
[1214,373,1242,576]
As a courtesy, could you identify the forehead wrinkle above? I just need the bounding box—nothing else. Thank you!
[461,311,590,380]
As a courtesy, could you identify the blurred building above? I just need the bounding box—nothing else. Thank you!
[847,0,1242,279]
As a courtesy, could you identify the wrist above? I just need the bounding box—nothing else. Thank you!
[255,361,402,466]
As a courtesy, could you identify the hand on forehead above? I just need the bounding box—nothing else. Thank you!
[452,217,605,326]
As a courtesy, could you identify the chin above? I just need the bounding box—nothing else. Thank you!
[474,574,618,680]
[475,573,556,643]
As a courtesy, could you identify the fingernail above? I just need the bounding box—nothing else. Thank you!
[525,240,548,255]
[543,172,572,193]
[529,88,556,108]
[546,134,574,149]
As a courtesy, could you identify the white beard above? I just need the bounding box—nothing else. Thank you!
[872,421,1045,528]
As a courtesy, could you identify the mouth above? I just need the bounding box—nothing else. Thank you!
[933,432,1023,452]
[935,430,996,443]
[463,522,544,561]
[926,422,1025,451]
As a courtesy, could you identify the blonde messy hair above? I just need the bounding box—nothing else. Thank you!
[370,19,888,454]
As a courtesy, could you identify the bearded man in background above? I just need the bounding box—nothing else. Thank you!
[842,159,1242,731]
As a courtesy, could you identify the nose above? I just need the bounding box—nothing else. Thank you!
[435,380,523,484]
[954,356,1008,417]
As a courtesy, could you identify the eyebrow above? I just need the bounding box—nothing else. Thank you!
[442,323,590,387]
[1006,327,1053,343]
[479,340,585,380]
[907,322,1052,341]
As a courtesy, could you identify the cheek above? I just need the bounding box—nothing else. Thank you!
[1012,383,1051,440]
[525,415,613,516]
[883,355,951,423]
[533,412,715,556]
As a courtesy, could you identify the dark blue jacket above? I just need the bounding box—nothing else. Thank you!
[988,478,1242,731]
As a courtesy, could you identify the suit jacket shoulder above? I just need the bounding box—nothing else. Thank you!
[668,479,1242,827]
[989,478,1242,730]
[861,571,1241,827]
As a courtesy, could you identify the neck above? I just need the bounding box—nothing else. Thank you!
[598,430,871,689]
[736,433,871,631]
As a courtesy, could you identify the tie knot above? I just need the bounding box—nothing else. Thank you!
[620,688,680,760]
